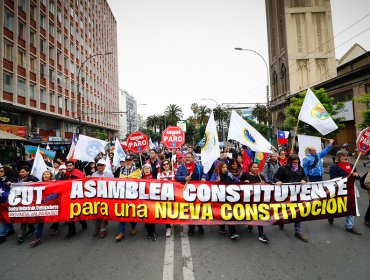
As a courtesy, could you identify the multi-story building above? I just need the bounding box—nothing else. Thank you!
[119,90,138,140]
[265,0,337,130]
[0,0,119,154]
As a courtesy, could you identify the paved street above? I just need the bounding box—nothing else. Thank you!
[1,156,370,280]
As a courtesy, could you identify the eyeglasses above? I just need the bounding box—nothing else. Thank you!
[163,162,169,166]
[0,169,4,172]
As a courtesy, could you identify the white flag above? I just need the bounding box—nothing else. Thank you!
[31,147,48,180]
[66,131,78,160]
[298,89,338,135]
[149,138,155,149]
[112,138,126,168]
[105,155,113,173]
[200,113,220,173]
[297,135,322,163]
[73,134,108,162]
[228,110,272,153]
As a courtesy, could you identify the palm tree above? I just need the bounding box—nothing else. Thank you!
[252,104,268,124]
[146,115,156,132]
[197,105,212,125]
[164,104,183,126]
[213,106,230,142]
[191,103,199,119]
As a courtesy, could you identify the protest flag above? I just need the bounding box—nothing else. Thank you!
[73,134,108,162]
[242,147,253,173]
[277,130,289,145]
[298,88,338,135]
[228,110,272,153]
[105,154,113,173]
[31,146,48,180]
[112,138,126,168]
[255,152,269,172]
[297,135,322,162]
[200,113,220,173]
[66,131,78,160]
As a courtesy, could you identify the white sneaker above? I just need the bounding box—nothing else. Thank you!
[166,228,171,237]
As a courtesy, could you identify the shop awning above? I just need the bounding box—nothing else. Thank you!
[0,130,28,141]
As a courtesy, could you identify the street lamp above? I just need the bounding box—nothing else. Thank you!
[234,47,271,142]
[201,98,225,143]
[77,51,113,133]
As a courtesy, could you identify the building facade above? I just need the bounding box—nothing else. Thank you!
[1,0,119,153]
[265,0,337,129]
[119,90,138,140]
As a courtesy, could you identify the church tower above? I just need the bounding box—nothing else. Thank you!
[265,0,337,128]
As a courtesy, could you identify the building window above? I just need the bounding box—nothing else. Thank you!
[30,30,35,46]
[49,22,55,37]
[40,0,46,5]
[40,63,46,78]
[30,4,36,20]
[49,1,55,15]
[3,73,13,92]
[40,88,46,103]
[71,100,76,112]
[18,0,26,11]
[18,79,26,97]
[40,13,46,29]
[3,41,13,61]
[57,30,62,43]
[49,68,54,82]
[4,9,13,31]
[57,51,61,65]
[40,38,46,53]
[18,49,26,67]
[65,98,69,110]
[57,73,62,85]
[49,46,55,57]
[30,83,35,99]
[30,56,36,72]
[50,92,55,106]
[58,96,63,108]
[18,21,25,39]
[70,42,74,55]
[57,9,62,22]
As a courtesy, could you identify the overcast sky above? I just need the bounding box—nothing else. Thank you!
[106,0,370,119]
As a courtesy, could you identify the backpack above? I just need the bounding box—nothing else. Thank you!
[359,172,369,191]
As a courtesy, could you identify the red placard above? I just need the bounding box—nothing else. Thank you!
[162,126,185,148]
[356,127,370,153]
[127,132,149,153]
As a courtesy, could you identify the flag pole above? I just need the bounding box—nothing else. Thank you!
[351,152,362,174]
[290,119,300,154]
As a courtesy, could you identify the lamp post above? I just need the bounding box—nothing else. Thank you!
[77,51,113,133]
[234,47,271,142]
[201,98,225,143]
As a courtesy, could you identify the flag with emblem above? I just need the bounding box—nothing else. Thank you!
[73,134,108,162]
[112,138,126,168]
[200,113,220,173]
[297,135,322,162]
[66,131,78,160]
[255,152,269,172]
[228,110,272,153]
[298,88,338,135]
[31,146,48,180]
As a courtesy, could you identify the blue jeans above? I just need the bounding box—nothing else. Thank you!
[0,223,14,237]
[294,222,302,233]
[118,222,137,234]
[345,215,354,229]
[308,175,323,182]
[36,223,44,238]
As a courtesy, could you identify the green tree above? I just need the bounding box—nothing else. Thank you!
[252,104,268,124]
[191,103,199,119]
[354,93,370,129]
[197,105,212,125]
[94,128,107,140]
[284,88,344,136]
[165,104,183,126]
[213,105,230,141]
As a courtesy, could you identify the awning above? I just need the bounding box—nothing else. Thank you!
[0,130,28,141]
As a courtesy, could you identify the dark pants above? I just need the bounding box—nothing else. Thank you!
[35,223,44,238]
[219,225,236,235]
[67,221,87,234]
[308,175,323,182]
[146,223,170,235]
[188,225,203,232]
[51,222,59,230]
[365,199,370,222]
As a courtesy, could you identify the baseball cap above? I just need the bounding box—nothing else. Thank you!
[97,159,106,165]
[125,155,133,161]
[59,164,66,169]
[176,152,183,159]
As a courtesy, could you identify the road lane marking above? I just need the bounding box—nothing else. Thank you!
[180,227,195,280]
[163,230,175,280]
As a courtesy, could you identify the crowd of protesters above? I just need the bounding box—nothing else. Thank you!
[0,141,369,248]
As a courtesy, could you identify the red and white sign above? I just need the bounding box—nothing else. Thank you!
[162,126,185,149]
[17,127,25,136]
[127,132,149,153]
[356,127,370,153]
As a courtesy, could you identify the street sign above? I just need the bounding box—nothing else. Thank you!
[127,132,149,153]
[162,126,185,149]
[356,127,370,153]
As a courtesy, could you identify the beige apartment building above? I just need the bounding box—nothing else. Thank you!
[1,0,119,153]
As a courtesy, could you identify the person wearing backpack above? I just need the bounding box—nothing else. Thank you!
[261,152,281,183]
[303,139,334,182]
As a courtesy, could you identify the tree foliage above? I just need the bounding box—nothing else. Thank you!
[354,93,370,129]
[283,88,344,137]
[165,104,183,126]
[252,104,268,124]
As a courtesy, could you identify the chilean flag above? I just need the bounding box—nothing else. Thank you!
[277,130,289,145]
